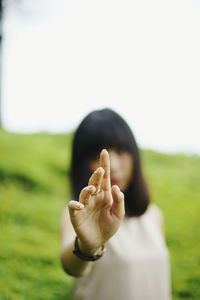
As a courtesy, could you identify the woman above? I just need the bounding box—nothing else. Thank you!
[60,108,171,300]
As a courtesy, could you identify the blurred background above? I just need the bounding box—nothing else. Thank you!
[0,1,200,299]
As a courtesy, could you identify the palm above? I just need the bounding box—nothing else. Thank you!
[70,191,121,250]
[69,149,125,254]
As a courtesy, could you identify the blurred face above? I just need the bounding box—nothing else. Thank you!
[89,149,134,192]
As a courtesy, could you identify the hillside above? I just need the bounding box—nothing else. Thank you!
[0,129,199,299]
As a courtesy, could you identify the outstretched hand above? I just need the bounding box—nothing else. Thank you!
[68,149,125,255]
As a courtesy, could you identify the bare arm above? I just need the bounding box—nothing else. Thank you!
[60,207,93,277]
[59,149,125,277]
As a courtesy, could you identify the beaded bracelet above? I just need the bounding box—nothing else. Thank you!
[73,236,105,261]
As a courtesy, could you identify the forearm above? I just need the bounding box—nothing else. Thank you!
[60,240,93,277]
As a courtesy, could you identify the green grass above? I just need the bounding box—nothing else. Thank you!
[0,129,200,299]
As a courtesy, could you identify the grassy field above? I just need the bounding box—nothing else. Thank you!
[0,129,200,299]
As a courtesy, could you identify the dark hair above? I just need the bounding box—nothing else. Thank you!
[70,108,150,217]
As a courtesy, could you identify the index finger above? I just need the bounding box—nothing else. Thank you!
[99,149,111,191]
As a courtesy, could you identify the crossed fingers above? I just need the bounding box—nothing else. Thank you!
[89,149,111,193]
[88,167,104,194]
[79,149,111,205]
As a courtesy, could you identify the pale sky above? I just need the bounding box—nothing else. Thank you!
[2,0,200,154]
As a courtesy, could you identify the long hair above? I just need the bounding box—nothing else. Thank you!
[70,108,150,217]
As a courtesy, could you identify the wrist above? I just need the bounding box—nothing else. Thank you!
[77,238,102,256]
[73,237,106,261]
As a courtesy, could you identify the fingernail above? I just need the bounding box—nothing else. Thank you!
[101,149,108,154]
[75,202,84,209]
[95,167,104,173]
[88,185,95,189]
[114,185,120,191]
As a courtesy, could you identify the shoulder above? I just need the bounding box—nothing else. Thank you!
[60,201,76,249]
[147,203,163,218]
[60,202,75,233]
[146,203,165,235]
[60,203,70,225]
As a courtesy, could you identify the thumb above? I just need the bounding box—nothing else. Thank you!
[111,185,125,220]
[68,200,84,219]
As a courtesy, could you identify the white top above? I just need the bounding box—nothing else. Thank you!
[72,204,171,300]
